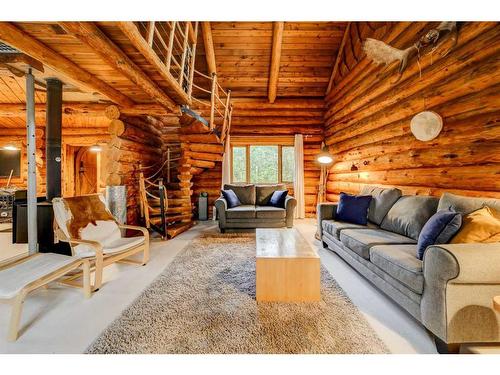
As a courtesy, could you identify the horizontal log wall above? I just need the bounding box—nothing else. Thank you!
[190,98,324,217]
[324,22,500,201]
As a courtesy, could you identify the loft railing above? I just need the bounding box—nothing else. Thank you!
[190,70,233,145]
[136,21,198,97]
[134,21,232,144]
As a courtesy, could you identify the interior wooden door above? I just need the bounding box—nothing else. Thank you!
[75,147,98,195]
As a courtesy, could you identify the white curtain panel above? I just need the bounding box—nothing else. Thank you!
[294,134,305,219]
[221,135,231,188]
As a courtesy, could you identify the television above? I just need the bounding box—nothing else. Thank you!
[0,149,21,178]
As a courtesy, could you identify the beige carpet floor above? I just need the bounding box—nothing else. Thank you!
[86,233,388,354]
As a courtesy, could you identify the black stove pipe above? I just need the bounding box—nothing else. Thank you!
[45,78,62,201]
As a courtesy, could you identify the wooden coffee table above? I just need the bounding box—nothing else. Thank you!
[256,228,320,302]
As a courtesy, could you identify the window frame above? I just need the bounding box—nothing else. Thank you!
[230,143,294,185]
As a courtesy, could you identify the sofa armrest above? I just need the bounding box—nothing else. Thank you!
[285,196,297,227]
[421,243,500,343]
[316,203,337,237]
[214,197,228,229]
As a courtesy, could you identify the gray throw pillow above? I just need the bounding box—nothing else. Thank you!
[437,192,500,214]
[223,184,256,205]
[380,195,439,240]
[360,185,402,225]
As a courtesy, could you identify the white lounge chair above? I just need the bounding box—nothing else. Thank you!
[52,194,149,292]
[0,253,91,341]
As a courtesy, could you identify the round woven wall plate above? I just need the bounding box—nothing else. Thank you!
[410,111,443,141]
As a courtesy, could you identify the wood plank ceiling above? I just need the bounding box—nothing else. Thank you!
[195,22,348,98]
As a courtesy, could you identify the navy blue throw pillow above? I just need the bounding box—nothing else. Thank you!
[268,190,288,208]
[417,210,462,260]
[336,192,372,225]
[221,189,241,209]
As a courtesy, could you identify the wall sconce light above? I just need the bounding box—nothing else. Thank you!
[89,144,102,152]
[1,144,20,151]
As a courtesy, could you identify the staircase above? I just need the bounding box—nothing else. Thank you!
[135,42,232,238]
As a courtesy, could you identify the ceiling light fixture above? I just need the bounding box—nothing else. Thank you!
[89,144,102,152]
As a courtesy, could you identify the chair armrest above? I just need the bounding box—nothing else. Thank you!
[55,228,103,258]
[421,243,500,343]
[316,203,337,237]
[214,197,228,229]
[118,224,150,241]
[285,196,297,227]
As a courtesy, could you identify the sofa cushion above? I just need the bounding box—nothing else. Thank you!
[226,205,256,219]
[255,206,286,219]
[256,184,286,206]
[361,185,402,225]
[450,206,500,244]
[370,245,424,294]
[322,219,377,240]
[380,196,439,240]
[223,184,256,205]
[438,192,500,214]
[336,192,372,225]
[417,210,462,260]
[221,189,241,208]
[340,228,416,260]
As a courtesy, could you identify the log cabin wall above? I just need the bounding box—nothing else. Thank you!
[0,114,111,195]
[324,21,500,201]
[190,98,325,217]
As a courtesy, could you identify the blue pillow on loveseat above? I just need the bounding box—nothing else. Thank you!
[417,210,462,260]
[336,192,372,225]
[221,189,241,208]
[268,190,288,208]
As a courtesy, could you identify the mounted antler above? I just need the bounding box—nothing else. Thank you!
[363,22,458,83]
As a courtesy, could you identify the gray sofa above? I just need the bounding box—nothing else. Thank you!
[215,184,296,232]
[318,186,500,350]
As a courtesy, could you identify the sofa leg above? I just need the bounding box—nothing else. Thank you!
[434,336,460,354]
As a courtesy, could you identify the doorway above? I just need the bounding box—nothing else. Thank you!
[64,145,101,197]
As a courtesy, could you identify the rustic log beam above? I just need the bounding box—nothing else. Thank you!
[201,22,217,75]
[117,22,190,106]
[189,143,224,154]
[0,52,44,72]
[268,22,284,103]
[0,22,134,107]
[325,22,350,95]
[185,151,223,162]
[59,22,178,112]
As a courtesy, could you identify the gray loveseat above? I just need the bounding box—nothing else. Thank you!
[317,186,500,350]
[215,184,296,232]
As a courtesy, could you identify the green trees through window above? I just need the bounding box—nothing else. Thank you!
[250,146,278,183]
[232,146,246,183]
[231,145,294,184]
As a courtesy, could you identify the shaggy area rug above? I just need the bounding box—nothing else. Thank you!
[86,233,388,354]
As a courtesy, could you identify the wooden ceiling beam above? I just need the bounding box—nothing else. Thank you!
[59,22,178,112]
[0,52,44,72]
[117,22,190,105]
[268,22,284,103]
[0,102,172,118]
[0,22,134,107]
[201,22,217,75]
[325,22,351,95]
